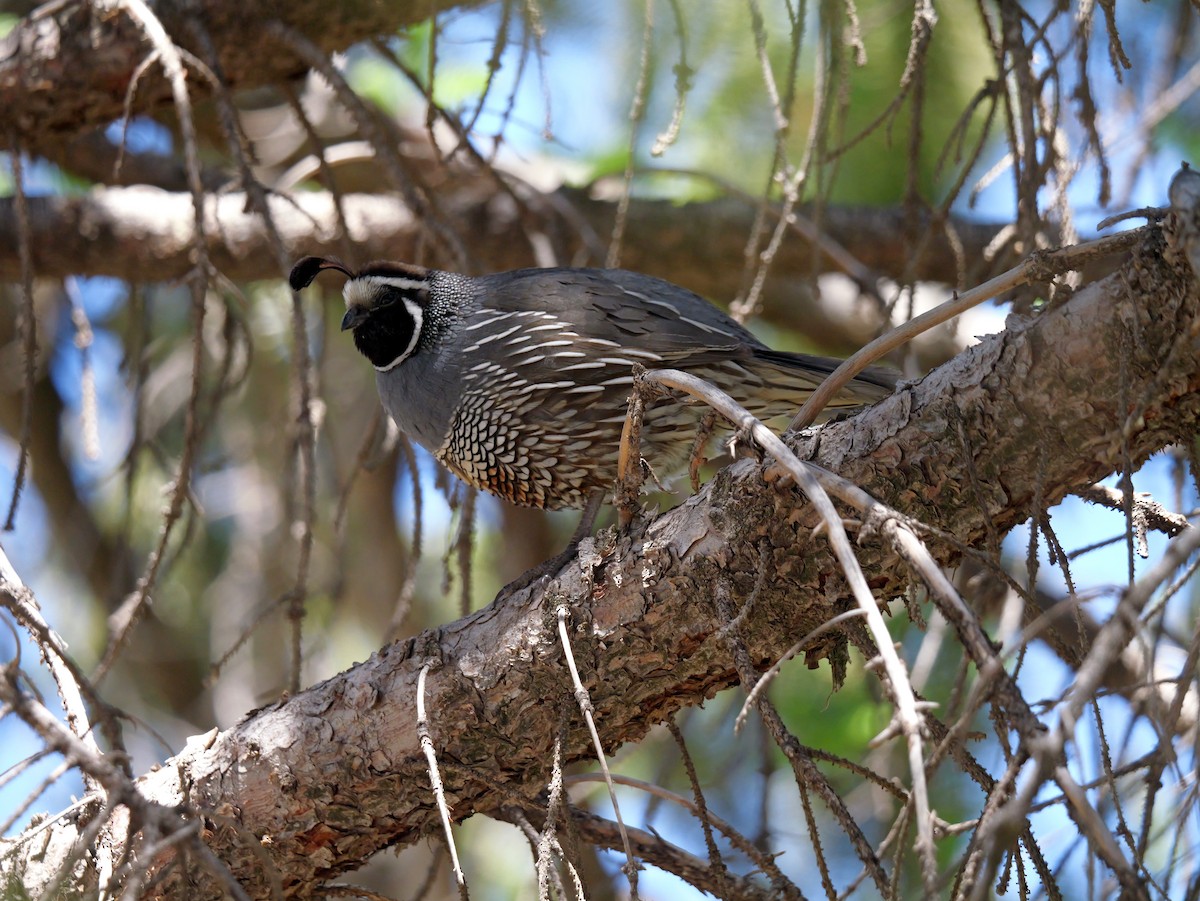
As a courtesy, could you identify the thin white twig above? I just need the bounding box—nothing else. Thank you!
[606,0,655,270]
[788,227,1145,429]
[993,524,1200,897]
[416,663,469,898]
[0,545,102,794]
[637,368,937,881]
[733,608,868,734]
[555,606,640,898]
[91,0,211,682]
[65,279,101,461]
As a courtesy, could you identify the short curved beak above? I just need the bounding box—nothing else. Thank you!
[341,307,370,332]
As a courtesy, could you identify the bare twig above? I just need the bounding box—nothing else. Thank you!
[92,0,212,680]
[0,548,104,793]
[3,138,36,530]
[733,608,868,734]
[989,525,1200,900]
[555,606,640,898]
[665,718,730,898]
[633,367,937,889]
[649,0,693,158]
[789,227,1145,429]
[416,663,469,899]
[1077,482,1194,541]
[563,770,794,888]
[606,0,655,270]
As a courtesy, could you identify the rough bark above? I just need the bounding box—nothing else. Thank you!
[0,0,481,159]
[0,187,1005,289]
[4,215,1198,898]
[0,184,1012,364]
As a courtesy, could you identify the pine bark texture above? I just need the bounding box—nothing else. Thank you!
[3,1,1199,896]
[0,0,480,158]
[6,216,1199,897]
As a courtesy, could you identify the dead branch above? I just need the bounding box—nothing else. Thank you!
[3,213,1198,897]
[0,186,1012,290]
[0,0,481,159]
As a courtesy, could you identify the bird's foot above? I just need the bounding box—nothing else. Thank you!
[496,541,581,598]
[495,491,606,600]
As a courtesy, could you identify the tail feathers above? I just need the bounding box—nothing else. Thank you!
[747,347,896,405]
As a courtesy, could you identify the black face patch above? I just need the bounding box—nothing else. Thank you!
[346,284,426,371]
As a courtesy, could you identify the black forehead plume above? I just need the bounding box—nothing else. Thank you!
[288,256,354,291]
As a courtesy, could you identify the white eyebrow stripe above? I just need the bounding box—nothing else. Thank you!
[367,275,428,291]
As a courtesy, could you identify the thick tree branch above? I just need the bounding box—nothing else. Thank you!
[0,0,481,159]
[0,185,1008,296]
[4,213,1199,897]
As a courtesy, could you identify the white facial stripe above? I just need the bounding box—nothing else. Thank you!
[370,275,428,291]
[373,298,424,372]
[342,275,426,309]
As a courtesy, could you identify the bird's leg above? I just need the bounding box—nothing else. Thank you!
[497,491,606,597]
[616,374,649,528]
[568,489,607,547]
[688,411,717,493]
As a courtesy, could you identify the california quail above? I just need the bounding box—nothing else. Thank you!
[290,258,895,512]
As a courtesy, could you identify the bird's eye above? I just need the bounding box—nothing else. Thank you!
[380,287,419,311]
